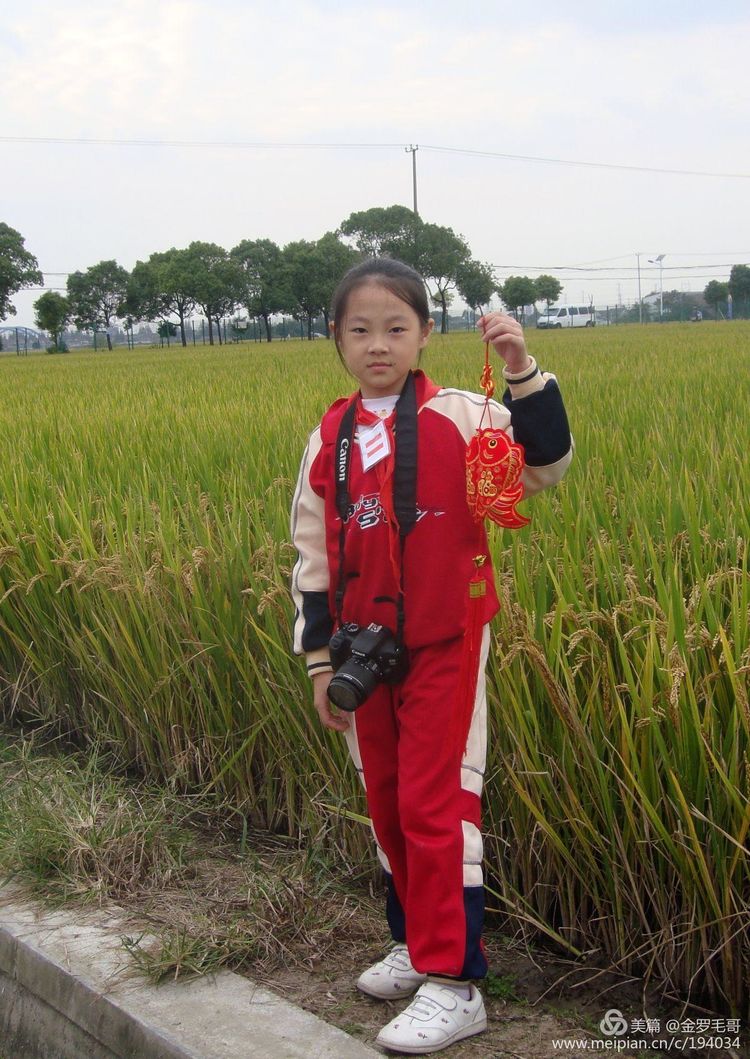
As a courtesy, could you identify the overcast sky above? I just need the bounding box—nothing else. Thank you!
[3,0,750,326]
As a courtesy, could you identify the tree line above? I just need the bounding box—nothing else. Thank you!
[2,209,564,352]
[5,216,749,351]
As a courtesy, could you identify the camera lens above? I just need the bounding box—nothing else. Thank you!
[327,674,364,712]
[327,657,381,712]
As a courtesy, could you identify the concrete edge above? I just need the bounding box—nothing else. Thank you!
[0,887,380,1058]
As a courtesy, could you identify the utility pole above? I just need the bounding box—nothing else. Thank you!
[405,145,419,215]
[636,253,643,323]
[649,254,665,320]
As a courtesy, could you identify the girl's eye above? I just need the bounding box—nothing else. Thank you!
[351,327,367,334]
[390,327,406,334]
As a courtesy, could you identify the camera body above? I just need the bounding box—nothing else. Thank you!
[327,622,409,712]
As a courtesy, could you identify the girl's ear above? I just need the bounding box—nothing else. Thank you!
[329,321,336,338]
[420,318,435,346]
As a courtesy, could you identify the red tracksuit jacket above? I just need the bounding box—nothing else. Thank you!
[292,366,572,672]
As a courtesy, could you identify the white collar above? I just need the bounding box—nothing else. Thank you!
[361,394,399,419]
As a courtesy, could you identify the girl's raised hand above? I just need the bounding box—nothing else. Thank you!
[477,312,532,376]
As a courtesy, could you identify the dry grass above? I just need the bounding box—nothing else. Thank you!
[0,724,376,982]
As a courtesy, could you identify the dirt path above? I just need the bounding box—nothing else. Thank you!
[245,919,727,1058]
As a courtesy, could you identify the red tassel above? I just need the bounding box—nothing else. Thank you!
[452,555,487,756]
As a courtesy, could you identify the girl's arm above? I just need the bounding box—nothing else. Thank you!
[290,432,350,732]
[478,312,573,496]
[290,432,334,669]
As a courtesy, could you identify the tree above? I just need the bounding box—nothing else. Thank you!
[456,260,496,315]
[127,250,196,346]
[703,280,729,317]
[67,260,129,350]
[535,274,563,312]
[0,223,43,321]
[498,276,538,323]
[125,256,164,326]
[283,240,337,339]
[312,232,361,334]
[417,223,471,334]
[34,291,70,351]
[728,264,750,316]
[339,204,422,267]
[183,242,242,346]
[230,238,289,342]
[158,249,198,346]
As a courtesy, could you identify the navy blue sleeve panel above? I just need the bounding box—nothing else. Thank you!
[300,590,334,652]
[502,377,571,467]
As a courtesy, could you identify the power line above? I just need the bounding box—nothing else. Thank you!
[567,250,749,264]
[490,262,744,272]
[492,274,733,284]
[419,144,750,180]
[0,136,403,149]
[2,135,749,180]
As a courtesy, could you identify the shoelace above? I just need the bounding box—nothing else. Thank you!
[386,948,412,971]
[406,993,444,1019]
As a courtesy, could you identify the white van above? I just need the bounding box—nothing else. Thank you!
[536,306,595,329]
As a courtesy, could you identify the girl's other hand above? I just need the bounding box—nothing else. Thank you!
[477,312,532,375]
[312,671,350,731]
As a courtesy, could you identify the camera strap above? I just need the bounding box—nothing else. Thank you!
[333,370,418,640]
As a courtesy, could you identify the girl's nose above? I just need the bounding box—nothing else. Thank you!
[368,332,388,352]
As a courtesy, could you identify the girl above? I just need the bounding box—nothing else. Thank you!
[291,258,572,1054]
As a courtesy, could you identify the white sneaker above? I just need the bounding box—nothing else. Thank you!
[375,980,486,1054]
[356,944,427,1000]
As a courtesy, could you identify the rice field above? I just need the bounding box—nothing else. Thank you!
[0,322,748,1015]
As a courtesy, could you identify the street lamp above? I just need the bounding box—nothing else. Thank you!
[649,254,666,321]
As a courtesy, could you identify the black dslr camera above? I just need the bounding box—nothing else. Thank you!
[327,622,409,712]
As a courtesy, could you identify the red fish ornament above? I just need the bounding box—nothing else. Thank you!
[466,428,528,529]
[465,343,529,529]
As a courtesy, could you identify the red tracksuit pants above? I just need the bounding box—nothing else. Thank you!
[344,627,490,980]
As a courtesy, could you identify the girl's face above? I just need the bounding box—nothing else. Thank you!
[333,281,433,398]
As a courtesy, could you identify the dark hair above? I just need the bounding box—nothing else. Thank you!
[331,257,430,355]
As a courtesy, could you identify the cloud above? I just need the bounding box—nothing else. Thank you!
[2,0,750,321]
[2,0,748,161]
[2,0,199,133]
